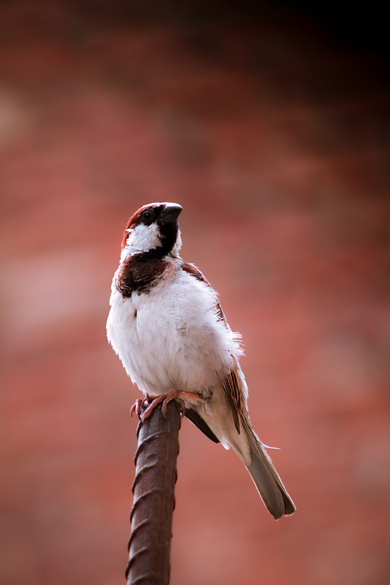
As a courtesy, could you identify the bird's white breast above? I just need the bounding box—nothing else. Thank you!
[106,261,242,397]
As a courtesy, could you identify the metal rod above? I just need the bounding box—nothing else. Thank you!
[126,399,182,585]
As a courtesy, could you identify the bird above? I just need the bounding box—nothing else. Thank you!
[106,202,295,519]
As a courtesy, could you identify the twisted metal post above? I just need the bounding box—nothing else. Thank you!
[126,399,182,585]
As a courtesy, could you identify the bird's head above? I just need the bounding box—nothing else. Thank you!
[120,202,183,260]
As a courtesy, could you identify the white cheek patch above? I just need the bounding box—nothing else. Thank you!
[171,228,182,257]
[121,223,161,260]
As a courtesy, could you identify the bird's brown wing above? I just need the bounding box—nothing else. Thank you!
[221,366,243,434]
[181,260,244,435]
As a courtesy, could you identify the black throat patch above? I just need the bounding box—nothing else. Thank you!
[117,219,179,296]
[116,254,168,296]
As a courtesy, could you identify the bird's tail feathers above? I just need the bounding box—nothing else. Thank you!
[240,416,296,519]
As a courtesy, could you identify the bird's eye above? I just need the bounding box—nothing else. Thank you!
[141,209,154,224]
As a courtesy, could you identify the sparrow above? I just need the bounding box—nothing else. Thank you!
[107,202,295,519]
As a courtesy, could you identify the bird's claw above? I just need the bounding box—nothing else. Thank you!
[130,390,198,422]
[130,398,145,420]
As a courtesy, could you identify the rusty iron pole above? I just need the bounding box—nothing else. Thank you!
[126,399,182,585]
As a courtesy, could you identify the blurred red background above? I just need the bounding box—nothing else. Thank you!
[1,2,390,584]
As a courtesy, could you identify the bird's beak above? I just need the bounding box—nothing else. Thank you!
[159,203,182,224]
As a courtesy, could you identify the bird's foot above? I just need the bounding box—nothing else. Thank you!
[130,390,206,422]
[130,397,146,420]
